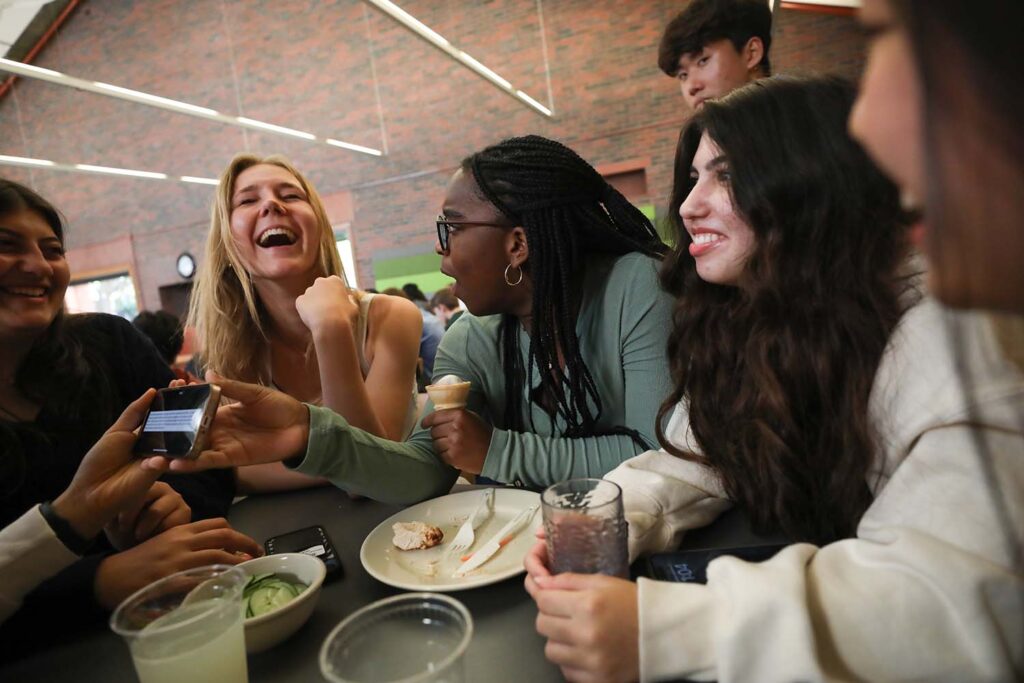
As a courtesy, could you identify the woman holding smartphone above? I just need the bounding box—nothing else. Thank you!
[187,154,423,492]
[0,179,257,654]
[523,75,1024,682]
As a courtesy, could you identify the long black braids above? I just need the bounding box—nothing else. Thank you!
[464,135,667,447]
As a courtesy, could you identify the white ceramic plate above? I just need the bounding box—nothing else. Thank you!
[360,488,541,592]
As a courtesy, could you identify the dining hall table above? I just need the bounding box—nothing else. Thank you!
[0,484,770,682]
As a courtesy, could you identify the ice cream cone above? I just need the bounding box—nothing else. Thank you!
[425,380,471,410]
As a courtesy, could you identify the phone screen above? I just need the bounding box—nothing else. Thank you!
[269,527,327,555]
[265,526,343,580]
[134,385,214,458]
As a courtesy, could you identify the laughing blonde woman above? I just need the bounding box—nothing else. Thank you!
[187,154,421,492]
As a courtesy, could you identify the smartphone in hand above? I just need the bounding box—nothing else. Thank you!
[133,384,221,459]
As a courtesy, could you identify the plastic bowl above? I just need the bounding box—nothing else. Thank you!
[237,552,326,654]
[319,592,473,682]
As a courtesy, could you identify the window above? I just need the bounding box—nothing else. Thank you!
[64,272,139,320]
[334,224,357,287]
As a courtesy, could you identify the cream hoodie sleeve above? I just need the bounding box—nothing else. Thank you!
[0,505,78,624]
[605,404,731,562]
[617,300,1024,683]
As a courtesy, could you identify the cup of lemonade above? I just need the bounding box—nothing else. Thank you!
[109,564,248,683]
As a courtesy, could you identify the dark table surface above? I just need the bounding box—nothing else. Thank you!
[1,486,768,682]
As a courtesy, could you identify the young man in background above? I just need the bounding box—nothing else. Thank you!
[659,0,773,110]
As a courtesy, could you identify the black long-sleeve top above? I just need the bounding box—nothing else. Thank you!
[0,313,235,657]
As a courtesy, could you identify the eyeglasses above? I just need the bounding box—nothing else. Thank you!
[436,215,510,252]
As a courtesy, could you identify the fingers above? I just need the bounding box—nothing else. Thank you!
[134,491,191,541]
[168,378,187,389]
[531,583,595,619]
[538,572,613,591]
[421,408,460,429]
[139,456,171,473]
[559,665,597,683]
[190,523,263,558]
[108,388,156,434]
[165,451,233,472]
[523,539,552,579]
[115,481,164,534]
[204,371,265,404]
[183,548,256,567]
[536,613,578,644]
[180,517,233,533]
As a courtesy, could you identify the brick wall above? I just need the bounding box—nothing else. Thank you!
[0,0,864,308]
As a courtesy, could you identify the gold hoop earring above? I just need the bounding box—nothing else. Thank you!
[504,263,523,286]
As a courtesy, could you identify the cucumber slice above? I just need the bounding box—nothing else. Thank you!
[242,574,308,618]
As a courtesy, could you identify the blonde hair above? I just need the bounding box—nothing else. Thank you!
[186,153,348,384]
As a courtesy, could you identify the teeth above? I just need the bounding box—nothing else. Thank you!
[257,227,298,247]
[692,233,724,245]
[4,287,47,297]
[900,189,920,213]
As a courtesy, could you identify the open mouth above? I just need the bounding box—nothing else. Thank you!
[0,285,48,298]
[688,230,726,258]
[256,227,299,248]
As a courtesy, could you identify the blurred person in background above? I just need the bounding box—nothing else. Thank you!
[132,309,196,382]
[402,281,445,377]
[659,0,772,111]
[429,286,464,330]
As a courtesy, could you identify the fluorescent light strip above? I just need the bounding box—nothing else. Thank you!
[6,60,62,78]
[326,138,384,156]
[0,57,382,156]
[0,154,54,166]
[458,52,512,90]
[362,0,552,117]
[236,116,316,140]
[75,164,167,179]
[0,154,217,185]
[515,90,552,117]
[94,81,219,116]
[373,0,450,48]
[180,175,220,185]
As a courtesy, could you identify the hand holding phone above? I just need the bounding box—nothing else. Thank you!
[133,384,221,459]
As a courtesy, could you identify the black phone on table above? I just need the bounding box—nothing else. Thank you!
[133,383,221,459]
[644,543,788,583]
[264,525,344,581]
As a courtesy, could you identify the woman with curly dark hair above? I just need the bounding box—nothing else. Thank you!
[526,75,1024,682]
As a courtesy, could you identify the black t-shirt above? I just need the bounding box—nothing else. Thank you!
[0,314,236,653]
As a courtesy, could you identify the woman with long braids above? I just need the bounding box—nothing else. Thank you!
[524,76,1024,682]
[422,135,671,485]
[163,135,674,503]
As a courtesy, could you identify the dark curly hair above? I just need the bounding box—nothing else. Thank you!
[463,135,667,446]
[657,77,915,543]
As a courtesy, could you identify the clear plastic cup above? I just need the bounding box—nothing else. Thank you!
[110,564,248,683]
[542,478,629,578]
[320,593,473,683]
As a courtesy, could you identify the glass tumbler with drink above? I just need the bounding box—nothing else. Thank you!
[110,564,248,683]
[541,478,629,578]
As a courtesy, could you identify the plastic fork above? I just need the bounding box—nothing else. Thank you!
[445,488,495,558]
